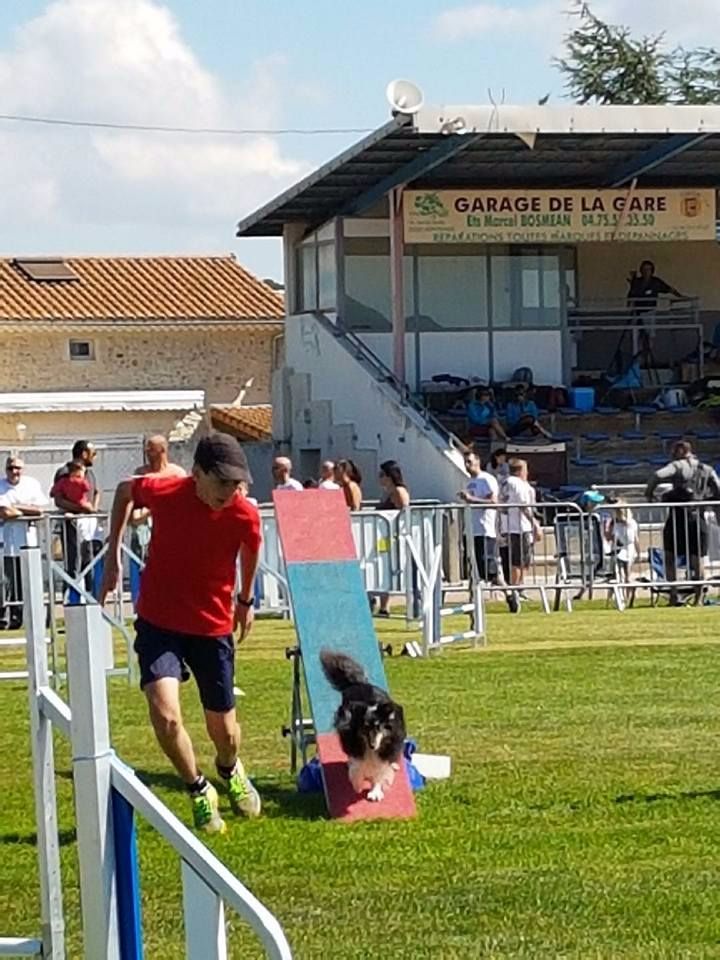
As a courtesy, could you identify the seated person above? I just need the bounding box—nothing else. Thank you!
[466,387,507,441]
[505,385,551,440]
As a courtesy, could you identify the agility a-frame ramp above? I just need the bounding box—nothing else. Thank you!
[273,489,416,822]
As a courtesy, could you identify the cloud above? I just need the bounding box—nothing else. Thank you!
[435,2,565,42]
[0,0,305,246]
[435,0,718,50]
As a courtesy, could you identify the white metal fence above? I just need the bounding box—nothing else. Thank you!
[0,548,292,959]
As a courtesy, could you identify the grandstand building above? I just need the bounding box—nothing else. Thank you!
[237,101,720,498]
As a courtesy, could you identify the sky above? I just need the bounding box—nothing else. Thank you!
[0,0,716,281]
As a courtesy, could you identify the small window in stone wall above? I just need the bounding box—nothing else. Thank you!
[69,339,95,361]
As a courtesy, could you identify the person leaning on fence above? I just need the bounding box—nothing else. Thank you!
[318,460,340,490]
[99,433,262,835]
[0,456,48,630]
[608,500,640,586]
[375,460,410,617]
[272,456,303,491]
[53,439,101,593]
[458,451,502,587]
[645,440,720,606]
[130,435,186,562]
[334,458,363,511]
[500,458,538,613]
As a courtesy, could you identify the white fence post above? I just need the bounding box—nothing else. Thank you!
[182,861,228,960]
[22,546,66,960]
[64,603,120,960]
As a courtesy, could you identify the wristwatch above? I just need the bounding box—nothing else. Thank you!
[236,594,254,608]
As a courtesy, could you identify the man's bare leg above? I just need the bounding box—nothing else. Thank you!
[204,707,241,768]
[205,707,261,817]
[145,677,199,784]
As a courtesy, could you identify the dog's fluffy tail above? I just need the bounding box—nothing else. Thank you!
[320,649,367,690]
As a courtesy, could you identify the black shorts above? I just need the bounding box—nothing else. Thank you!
[662,510,706,559]
[134,617,236,713]
[508,532,532,568]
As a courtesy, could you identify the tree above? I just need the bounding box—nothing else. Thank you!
[555,2,720,104]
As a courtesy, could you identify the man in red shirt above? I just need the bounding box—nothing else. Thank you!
[100,433,261,834]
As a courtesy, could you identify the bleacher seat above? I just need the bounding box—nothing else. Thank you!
[646,454,668,466]
[558,485,585,498]
[630,404,656,430]
[607,456,639,467]
[583,432,610,442]
[595,405,621,416]
[572,456,599,468]
[694,428,720,441]
[621,430,646,442]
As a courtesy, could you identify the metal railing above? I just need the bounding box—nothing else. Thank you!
[0,548,292,960]
[314,311,467,453]
[568,297,704,378]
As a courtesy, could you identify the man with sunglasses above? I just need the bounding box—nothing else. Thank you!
[0,456,48,629]
[99,433,261,834]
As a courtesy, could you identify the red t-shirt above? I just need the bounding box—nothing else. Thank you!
[131,475,261,636]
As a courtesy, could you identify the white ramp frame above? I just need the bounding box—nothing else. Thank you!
[65,603,120,960]
[22,546,66,960]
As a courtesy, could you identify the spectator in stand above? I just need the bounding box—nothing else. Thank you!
[458,452,501,585]
[303,478,319,489]
[627,260,683,314]
[334,459,363,511]
[506,385,552,440]
[375,460,410,617]
[0,456,48,630]
[53,440,101,593]
[130,435,186,562]
[272,456,303,491]
[318,460,340,490]
[499,458,537,613]
[467,387,507,442]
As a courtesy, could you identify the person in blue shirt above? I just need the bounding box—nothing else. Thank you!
[466,387,507,441]
[505,385,551,439]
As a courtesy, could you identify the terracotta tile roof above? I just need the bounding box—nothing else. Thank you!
[0,255,284,321]
[210,404,272,441]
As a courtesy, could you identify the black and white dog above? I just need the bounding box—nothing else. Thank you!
[320,649,406,802]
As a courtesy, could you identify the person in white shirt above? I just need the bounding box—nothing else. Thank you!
[458,452,501,584]
[271,456,303,492]
[318,460,340,490]
[608,501,639,587]
[0,456,48,629]
[500,458,537,611]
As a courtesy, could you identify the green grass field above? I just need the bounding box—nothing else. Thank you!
[2,604,720,959]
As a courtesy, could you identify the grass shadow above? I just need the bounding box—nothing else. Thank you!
[252,777,327,821]
[131,768,328,820]
[1,827,76,846]
[615,788,720,804]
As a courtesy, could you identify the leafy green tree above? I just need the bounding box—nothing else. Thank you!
[555,2,720,104]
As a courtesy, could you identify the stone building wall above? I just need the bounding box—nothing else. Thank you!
[0,325,277,404]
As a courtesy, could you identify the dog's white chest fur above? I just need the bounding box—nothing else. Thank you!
[347,754,399,802]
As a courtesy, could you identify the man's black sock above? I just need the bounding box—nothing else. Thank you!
[187,774,208,796]
[216,761,236,780]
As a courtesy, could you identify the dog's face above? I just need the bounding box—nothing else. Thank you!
[338,698,405,761]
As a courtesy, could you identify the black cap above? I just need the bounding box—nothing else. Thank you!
[194,433,252,484]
